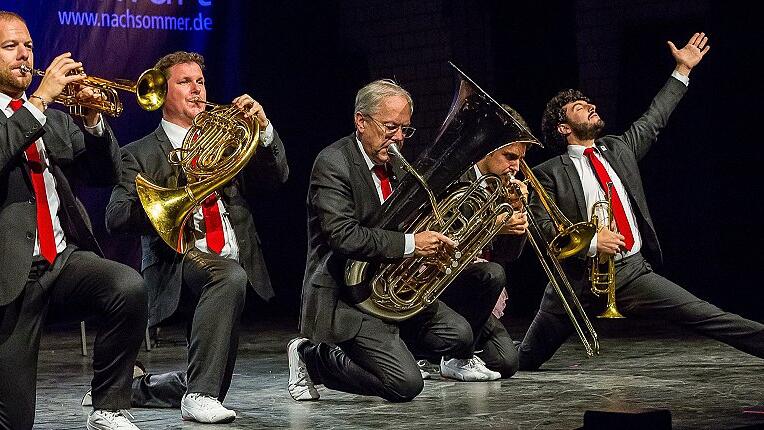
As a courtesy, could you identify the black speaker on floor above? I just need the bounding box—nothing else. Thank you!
[583,408,671,429]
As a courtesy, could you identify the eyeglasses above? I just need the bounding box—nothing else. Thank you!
[363,114,416,139]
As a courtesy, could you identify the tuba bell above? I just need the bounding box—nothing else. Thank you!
[589,183,625,319]
[344,63,539,321]
[135,100,259,253]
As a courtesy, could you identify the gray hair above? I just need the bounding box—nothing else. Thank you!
[354,79,413,118]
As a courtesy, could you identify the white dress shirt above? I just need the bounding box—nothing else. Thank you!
[1,93,105,259]
[161,118,275,260]
[356,137,415,257]
[567,71,689,260]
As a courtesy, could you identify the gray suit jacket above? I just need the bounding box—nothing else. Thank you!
[106,124,288,327]
[0,106,120,306]
[528,76,687,309]
[300,133,406,344]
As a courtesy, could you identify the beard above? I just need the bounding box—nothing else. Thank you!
[0,67,31,97]
[569,117,605,141]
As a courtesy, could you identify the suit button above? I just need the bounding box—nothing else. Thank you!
[26,232,33,240]
[29,197,35,204]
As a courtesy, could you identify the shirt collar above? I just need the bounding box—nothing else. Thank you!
[0,92,28,114]
[355,135,379,171]
[160,118,190,150]
[567,144,597,159]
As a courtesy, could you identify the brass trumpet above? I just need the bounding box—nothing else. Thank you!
[589,183,624,319]
[516,159,601,357]
[20,64,166,117]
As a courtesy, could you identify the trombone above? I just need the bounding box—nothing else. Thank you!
[20,64,166,117]
[512,159,601,357]
[589,183,625,319]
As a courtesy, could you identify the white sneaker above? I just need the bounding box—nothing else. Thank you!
[82,389,93,407]
[417,359,439,380]
[87,409,140,430]
[180,393,236,424]
[287,337,319,400]
[471,355,502,380]
[82,364,145,407]
[440,356,498,382]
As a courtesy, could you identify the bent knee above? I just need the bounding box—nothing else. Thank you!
[382,374,423,402]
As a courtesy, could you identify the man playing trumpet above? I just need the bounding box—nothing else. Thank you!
[0,10,147,430]
[519,32,764,370]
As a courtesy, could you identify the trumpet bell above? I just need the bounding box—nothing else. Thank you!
[135,68,167,112]
[550,221,596,259]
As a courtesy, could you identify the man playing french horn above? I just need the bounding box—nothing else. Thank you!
[104,51,288,423]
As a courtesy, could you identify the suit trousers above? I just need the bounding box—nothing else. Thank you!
[518,253,764,370]
[0,247,146,430]
[131,249,248,406]
[432,261,519,377]
[301,300,472,402]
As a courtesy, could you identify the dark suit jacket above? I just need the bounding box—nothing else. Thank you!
[528,76,687,309]
[0,106,120,306]
[300,133,406,344]
[460,166,527,265]
[106,124,288,327]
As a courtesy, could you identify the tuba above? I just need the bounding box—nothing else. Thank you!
[589,183,624,319]
[344,63,539,321]
[135,100,259,253]
[20,64,166,117]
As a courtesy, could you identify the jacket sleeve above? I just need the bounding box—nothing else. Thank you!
[240,128,289,194]
[309,149,405,260]
[105,146,154,235]
[618,76,688,161]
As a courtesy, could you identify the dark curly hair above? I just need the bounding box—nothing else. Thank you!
[541,89,591,153]
[153,51,205,80]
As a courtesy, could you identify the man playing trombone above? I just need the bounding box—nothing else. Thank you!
[434,104,533,379]
[0,10,147,430]
[104,51,288,423]
[519,32,764,370]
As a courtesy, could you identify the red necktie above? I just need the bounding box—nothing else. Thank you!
[202,192,224,254]
[189,136,225,255]
[10,99,57,263]
[372,165,392,201]
[583,147,634,250]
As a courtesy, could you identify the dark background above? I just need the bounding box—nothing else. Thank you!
[5,0,762,324]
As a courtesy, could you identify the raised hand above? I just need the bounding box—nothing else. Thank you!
[668,32,710,76]
[232,94,269,129]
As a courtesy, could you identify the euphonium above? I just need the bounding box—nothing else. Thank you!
[20,64,166,116]
[135,100,259,253]
[589,183,624,319]
[343,63,539,321]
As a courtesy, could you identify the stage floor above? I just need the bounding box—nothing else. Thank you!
[34,318,763,429]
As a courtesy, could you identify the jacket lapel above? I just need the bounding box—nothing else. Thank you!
[347,134,381,212]
[560,154,589,222]
[41,113,73,164]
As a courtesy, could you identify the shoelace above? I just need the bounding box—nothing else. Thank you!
[94,410,135,427]
[188,394,224,410]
